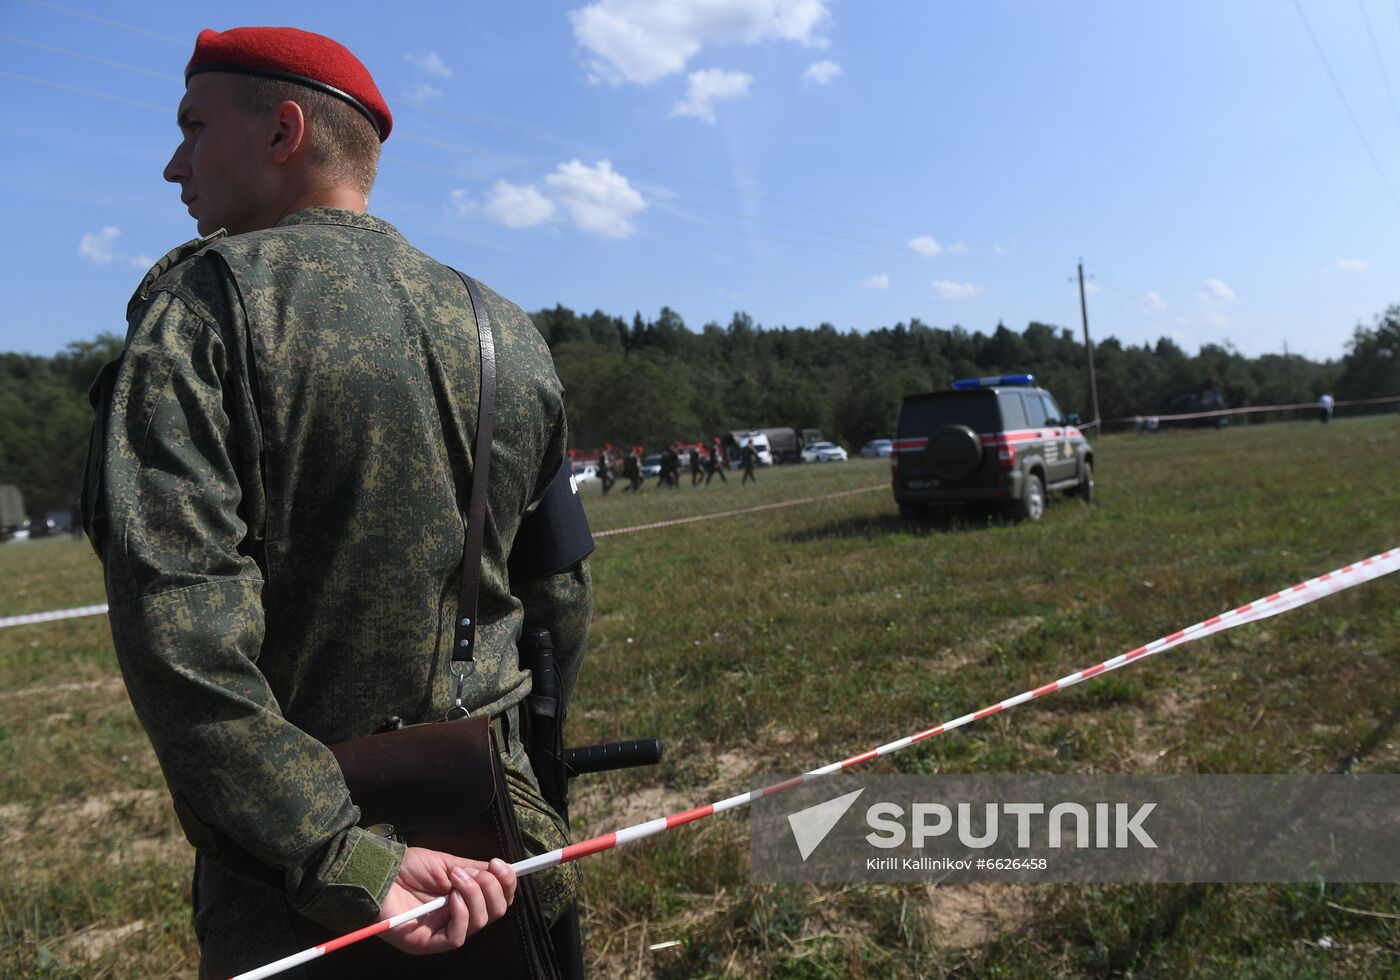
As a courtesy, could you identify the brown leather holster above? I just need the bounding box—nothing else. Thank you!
[290,714,560,978]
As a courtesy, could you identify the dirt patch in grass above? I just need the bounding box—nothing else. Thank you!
[573,748,761,835]
[65,919,149,961]
[920,882,1038,949]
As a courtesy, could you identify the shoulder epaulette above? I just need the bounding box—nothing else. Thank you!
[127,229,228,317]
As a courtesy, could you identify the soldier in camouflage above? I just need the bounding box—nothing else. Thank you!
[82,26,586,977]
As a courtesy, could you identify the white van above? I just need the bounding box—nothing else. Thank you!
[734,431,774,467]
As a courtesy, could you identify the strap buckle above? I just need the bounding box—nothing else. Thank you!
[446,659,474,720]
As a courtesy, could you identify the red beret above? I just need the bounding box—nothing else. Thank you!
[186,27,392,142]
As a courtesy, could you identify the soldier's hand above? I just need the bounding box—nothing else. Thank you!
[376,848,517,955]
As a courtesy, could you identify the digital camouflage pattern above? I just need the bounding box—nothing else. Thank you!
[84,207,589,976]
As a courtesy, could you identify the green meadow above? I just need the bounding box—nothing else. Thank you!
[2,416,1397,977]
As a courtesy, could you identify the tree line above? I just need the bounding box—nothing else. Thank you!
[3,305,1397,513]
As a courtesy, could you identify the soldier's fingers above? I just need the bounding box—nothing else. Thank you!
[444,883,469,948]
[451,867,489,935]
[487,857,517,907]
[474,863,508,921]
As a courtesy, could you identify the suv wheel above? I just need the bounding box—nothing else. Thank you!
[1074,461,1094,503]
[1012,473,1045,522]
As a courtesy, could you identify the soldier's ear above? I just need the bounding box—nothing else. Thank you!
[268,100,308,164]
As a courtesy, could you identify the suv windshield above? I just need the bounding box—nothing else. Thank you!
[897,392,999,436]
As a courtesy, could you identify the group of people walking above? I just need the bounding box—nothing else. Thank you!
[591,438,760,494]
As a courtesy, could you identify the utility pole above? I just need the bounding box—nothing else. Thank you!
[1076,260,1101,428]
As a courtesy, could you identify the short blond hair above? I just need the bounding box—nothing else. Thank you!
[232,75,380,197]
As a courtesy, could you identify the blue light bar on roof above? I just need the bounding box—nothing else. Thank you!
[952,373,1035,389]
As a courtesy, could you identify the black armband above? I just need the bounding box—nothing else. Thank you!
[509,461,595,581]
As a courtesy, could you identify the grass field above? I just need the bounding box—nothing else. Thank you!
[2,416,1398,977]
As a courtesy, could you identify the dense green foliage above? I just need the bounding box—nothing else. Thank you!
[0,335,124,513]
[536,304,1397,447]
[4,305,1397,512]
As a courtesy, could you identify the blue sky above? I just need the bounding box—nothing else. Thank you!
[3,0,1399,361]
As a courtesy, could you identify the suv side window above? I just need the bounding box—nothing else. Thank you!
[1039,393,1065,425]
[998,391,1028,429]
[1026,394,1055,427]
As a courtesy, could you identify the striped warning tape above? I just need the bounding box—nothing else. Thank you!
[593,484,885,538]
[233,546,1400,980]
[0,485,887,631]
[0,603,110,630]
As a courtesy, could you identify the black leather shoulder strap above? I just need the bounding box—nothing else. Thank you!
[449,269,496,664]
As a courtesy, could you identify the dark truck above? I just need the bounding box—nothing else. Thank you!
[892,374,1094,522]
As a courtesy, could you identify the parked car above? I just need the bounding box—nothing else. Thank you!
[860,438,893,458]
[571,462,599,484]
[892,373,1093,523]
[641,453,664,477]
[800,441,849,463]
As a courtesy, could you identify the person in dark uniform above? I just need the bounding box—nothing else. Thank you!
[600,443,616,495]
[662,443,681,489]
[689,443,702,485]
[622,445,644,492]
[706,436,728,484]
[741,438,758,484]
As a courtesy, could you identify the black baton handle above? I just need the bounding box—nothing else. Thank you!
[564,738,663,778]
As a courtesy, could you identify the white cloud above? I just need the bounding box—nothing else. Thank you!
[401,81,443,107]
[1336,258,1369,271]
[570,0,832,85]
[406,52,454,79]
[1200,277,1235,304]
[448,189,474,217]
[671,68,752,124]
[79,226,154,269]
[932,280,979,299]
[79,226,120,263]
[908,235,943,257]
[1145,290,1167,313]
[483,180,556,229]
[860,272,889,289]
[545,159,647,238]
[802,59,841,85]
[946,241,968,254]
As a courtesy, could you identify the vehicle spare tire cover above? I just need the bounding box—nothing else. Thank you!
[924,424,983,480]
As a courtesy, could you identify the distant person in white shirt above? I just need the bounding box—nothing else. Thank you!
[1318,393,1335,424]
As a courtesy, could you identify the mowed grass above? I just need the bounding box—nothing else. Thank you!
[2,416,1398,977]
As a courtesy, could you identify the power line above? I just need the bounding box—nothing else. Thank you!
[0,69,166,112]
[0,34,182,82]
[1355,0,1400,141]
[1290,0,1400,211]
[19,0,185,45]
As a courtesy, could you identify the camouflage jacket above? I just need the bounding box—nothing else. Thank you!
[84,208,591,957]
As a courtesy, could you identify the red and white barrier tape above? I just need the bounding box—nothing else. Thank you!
[594,485,884,538]
[1106,393,1400,425]
[234,546,1400,980]
[1,487,886,630]
[0,603,109,630]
